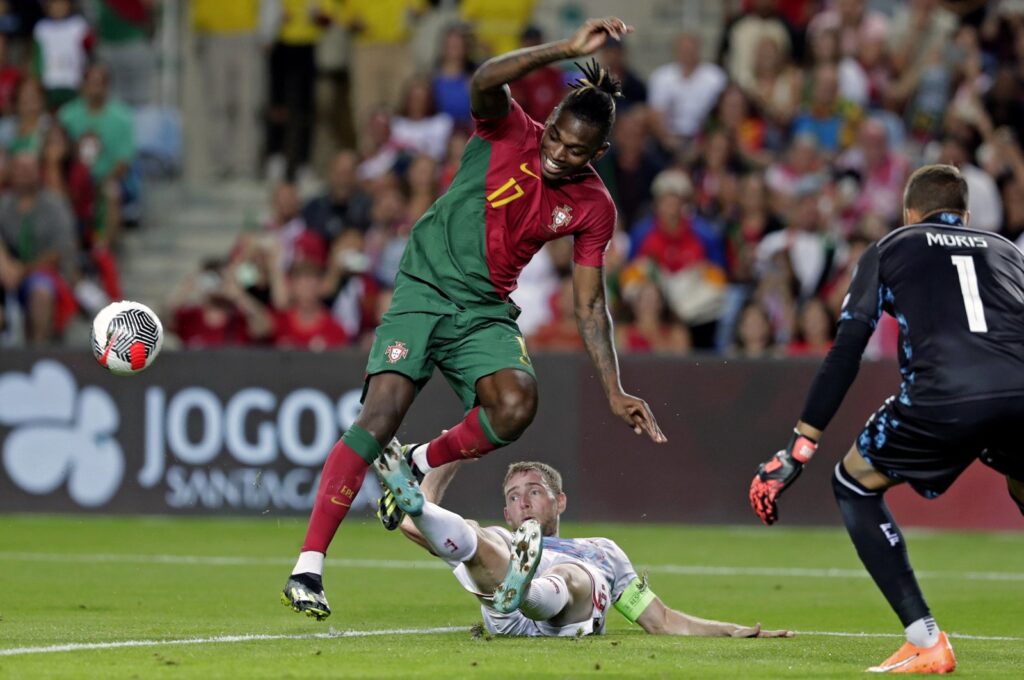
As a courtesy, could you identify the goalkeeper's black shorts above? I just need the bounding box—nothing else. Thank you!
[856,394,1024,499]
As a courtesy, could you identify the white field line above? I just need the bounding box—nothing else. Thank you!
[1,552,1023,582]
[0,626,464,657]
[0,627,1019,657]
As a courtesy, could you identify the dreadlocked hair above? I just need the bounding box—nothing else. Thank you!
[561,58,622,142]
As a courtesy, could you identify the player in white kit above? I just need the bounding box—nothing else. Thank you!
[374,445,793,638]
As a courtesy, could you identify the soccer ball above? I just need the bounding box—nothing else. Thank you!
[90,300,164,376]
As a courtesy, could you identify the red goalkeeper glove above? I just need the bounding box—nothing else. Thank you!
[749,430,818,525]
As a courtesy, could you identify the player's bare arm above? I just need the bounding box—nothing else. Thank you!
[635,597,793,638]
[573,263,666,443]
[470,17,633,119]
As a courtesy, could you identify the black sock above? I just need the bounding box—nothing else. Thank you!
[832,463,930,627]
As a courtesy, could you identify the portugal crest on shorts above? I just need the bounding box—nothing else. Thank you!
[548,204,573,232]
[385,341,409,364]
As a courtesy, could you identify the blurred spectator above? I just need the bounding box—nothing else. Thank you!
[365,184,409,286]
[322,227,378,342]
[191,0,262,179]
[616,279,690,354]
[40,123,91,236]
[260,181,326,270]
[690,128,744,220]
[58,63,134,244]
[729,301,780,358]
[804,25,870,108]
[822,232,870,319]
[431,23,475,129]
[786,296,835,356]
[391,77,453,162]
[167,259,271,348]
[597,38,646,111]
[357,108,402,182]
[747,35,800,127]
[265,0,333,181]
[713,83,773,167]
[0,34,21,116]
[527,276,582,351]
[439,128,468,191]
[724,172,783,288]
[716,171,783,348]
[765,132,826,208]
[753,249,799,344]
[835,117,910,230]
[648,32,727,149]
[807,0,889,59]
[0,77,50,153]
[985,66,1024,143]
[889,0,957,76]
[757,176,835,299]
[302,149,372,242]
[791,62,857,154]
[0,151,77,344]
[719,0,794,94]
[341,0,424,142]
[459,0,536,57]
[595,107,663,229]
[272,260,349,350]
[405,153,438,224]
[33,0,92,110]
[630,169,726,347]
[939,134,1002,231]
[509,26,565,124]
[94,0,157,108]
[512,239,567,338]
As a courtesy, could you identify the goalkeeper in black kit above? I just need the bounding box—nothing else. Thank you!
[749,165,1024,674]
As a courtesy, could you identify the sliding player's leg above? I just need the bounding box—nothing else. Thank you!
[835,444,956,673]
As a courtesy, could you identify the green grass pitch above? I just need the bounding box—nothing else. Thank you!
[1,515,1021,678]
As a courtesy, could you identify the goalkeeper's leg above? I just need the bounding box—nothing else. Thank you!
[835,446,956,673]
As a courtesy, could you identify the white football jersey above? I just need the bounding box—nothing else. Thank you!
[452,527,638,637]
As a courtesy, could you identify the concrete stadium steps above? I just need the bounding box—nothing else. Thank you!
[119,179,268,311]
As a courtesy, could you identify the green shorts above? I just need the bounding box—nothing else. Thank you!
[365,274,536,411]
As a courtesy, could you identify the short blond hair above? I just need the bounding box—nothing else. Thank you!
[502,461,563,495]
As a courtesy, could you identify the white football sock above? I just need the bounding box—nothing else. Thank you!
[411,502,478,563]
[292,551,324,576]
[411,443,431,474]
[905,616,940,648]
[519,574,570,621]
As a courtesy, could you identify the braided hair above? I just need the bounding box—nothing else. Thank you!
[559,58,622,143]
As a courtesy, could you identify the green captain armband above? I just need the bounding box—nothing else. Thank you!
[613,573,656,623]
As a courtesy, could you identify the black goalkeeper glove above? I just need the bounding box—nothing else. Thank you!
[749,430,818,525]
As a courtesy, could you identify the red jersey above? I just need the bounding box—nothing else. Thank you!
[273,308,349,350]
[636,218,707,274]
[398,100,615,305]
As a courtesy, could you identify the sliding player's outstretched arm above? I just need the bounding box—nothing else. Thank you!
[574,263,666,443]
[635,596,793,638]
[470,17,633,118]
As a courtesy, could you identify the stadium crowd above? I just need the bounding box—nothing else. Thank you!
[0,0,155,346]
[6,1,1024,358]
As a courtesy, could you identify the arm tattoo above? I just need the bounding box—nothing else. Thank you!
[576,285,622,396]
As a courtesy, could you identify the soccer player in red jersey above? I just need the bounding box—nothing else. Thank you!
[282,17,666,620]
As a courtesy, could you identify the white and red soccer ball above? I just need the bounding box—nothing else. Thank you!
[90,301,164,376]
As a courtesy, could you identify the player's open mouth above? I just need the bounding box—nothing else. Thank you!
[542,155,564,174]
